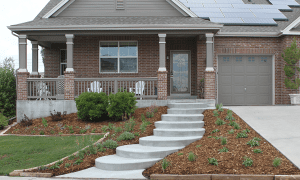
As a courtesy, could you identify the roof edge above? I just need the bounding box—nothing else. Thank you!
[170,0,198,18]
[282,15,300,35]
[43,0,70,19]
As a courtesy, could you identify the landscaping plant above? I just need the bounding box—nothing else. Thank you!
[211,129,220,134]
[282,37,300,93]
[253,149,263,154]
[213,110,219,117]
[216,103,224,112]
[178,153,183,156]
[161,159,171,172]
[208,158,218,166]
[215,118,226,126]
[116,131,135,141]
[0,109,8,130]
[221,137,227,145]
[273,157,281,167]
[50,110,66,121]
[243,156,253,167]
[102,139,118,149]
[42,118,48,127]
[236,132,248,138]
[188,152,197,162]
[219,147,229,152]
[247,139,260,147]
[228,129,235,134]
[124,117,136,132]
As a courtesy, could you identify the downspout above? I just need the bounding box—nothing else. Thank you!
[12,31,19,38]
[11,31,20,101]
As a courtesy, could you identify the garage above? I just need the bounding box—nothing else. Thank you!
[218,55,273,105]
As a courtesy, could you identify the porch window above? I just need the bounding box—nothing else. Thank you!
[60,49,67,75]
[100,42,138,73]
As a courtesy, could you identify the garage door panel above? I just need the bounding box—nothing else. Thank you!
[246,86,256,94]
[246,66,257,73]
[259,66,271,73]
[220,76,232,85]
[245,95,257,104]
[246,76,257,85]
[258,86,270,94]
[220,66,232,73]
[234,65,244,73]
[234,86,245,94]
[258,76,270,85]
[258,96,271,105]
[233,95,245,104]
[219,95,232,105]
[233,76,244,85]
[221,86,232,94]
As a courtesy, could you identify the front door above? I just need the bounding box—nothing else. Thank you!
[170,51,191,94]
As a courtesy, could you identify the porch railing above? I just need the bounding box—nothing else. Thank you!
[74,77,158,99]
[27,78,64,100]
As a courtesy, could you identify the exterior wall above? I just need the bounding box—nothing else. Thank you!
[44,48,60,78]
[196,36,207,99]
[56,0,183,17]
[166,37,197,96]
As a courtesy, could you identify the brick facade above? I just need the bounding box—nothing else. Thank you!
[64,71,75,100]
[157,70,168,100]
[42,34,300,104]
[204,70,216,99]
[17,72,30,100]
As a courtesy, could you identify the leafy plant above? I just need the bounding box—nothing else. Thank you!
[38,165,48,170]
[242,129,251,133]
[147,103,158,114]
[216,103,224,112]
[134,132,140,137]
[49,164,60,169]
[103,139,118,149]
[68,155,75,160]
[31,130,36,134]
[213,136,221,140]
[228,129,235,134]
[141,113,146,122]
[188,152,197,162]
[253,137,262,141]
[243,156,253,167]
[146,111,154,118]
[101,125,109,133]
[20,114,33,127]
[50,130,55,134]
[253,149,263,154]
[0,109,8,130]
[91,128,96,133]
[213,110,219,117]
[50,110,66,121]
[116,131,135,141]
[78,150,85,159]
[161,159,171,172]
[73,159,83,165]
[225,114,236,121]
[221,137,227,145]
[236,132,248,138]
[211,129,220,134]
[108,123,114,130]
[85,125,91,130]
[124,117,136,132]
[178,153,183,156]
[208,136,212,138]
[97,143,106,152]
[196,145,202,148]
[56,160,63,166]
[219,147,228,152]
[42,118,48,127]
[80,129,87,134]
[58,132,63,135]
[247,139,260,147]
[229,121,240,129]
[88,145,97,155]
[273,157,281,167]
[215,118,226,126]
[106,91,138,121]
[208,158,218,166]
[282,37,300,93]
[114,126,123,133]
[65,163,71,168]
[39,131,45,135]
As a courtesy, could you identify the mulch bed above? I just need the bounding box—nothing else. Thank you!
[143,109,300,178]
[23,106,168,176]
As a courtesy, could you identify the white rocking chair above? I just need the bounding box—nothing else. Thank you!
[129,81,145,100]
[87,81,103,93]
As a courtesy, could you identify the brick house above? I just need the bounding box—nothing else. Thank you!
[8,0,300,121]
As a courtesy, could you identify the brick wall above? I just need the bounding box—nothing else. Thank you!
[17,72,29,100]
[64,71,75,100]
[197,36,207,99]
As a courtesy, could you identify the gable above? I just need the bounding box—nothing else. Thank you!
[54,0,185,17]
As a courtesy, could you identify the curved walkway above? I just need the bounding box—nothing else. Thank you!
[227,105,300,169]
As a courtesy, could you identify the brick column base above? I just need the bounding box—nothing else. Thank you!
[204,70,216,99]
[64,71,75,100]
[157,70,168,100]
[17,72,30,100]
[29,74,41,78]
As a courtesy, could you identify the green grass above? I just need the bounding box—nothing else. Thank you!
[0,135,103,175]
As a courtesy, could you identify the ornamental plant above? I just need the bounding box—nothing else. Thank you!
[0,109,8,130]
[106,90,138,121]
[161,159,171,172]
[273,157,281,167]
[208,158,218,166]
[116,131,135,141]
[188,152,197,161]
[243,156,253,167]
[282,37,300,93]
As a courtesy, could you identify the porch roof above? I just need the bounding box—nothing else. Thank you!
[8,17,222,32]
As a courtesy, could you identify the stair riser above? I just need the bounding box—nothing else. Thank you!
[154,130,205,137]
[168,104,207,109]
[161,115,203,121]
[155,122,204,129]
[96,160,159,171]
[167,109,205,114]
[139,137,202,147]
[116,148,181,159]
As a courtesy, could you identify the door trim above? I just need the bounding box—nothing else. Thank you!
[170,50,191,96]
[216,54,275,105]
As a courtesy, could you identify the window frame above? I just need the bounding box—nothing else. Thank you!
[99,41,139,74]
[60,49,67,75]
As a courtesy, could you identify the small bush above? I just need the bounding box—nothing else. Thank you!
[103,139,118,149]
[20,114,33,127]
[219,147,228,152]
[65,163,71,168]
[247,139,260,147]
[236,132,248,139]
[146,111,154,118]
[243,156,253,167]
[215,118,226,126]
[73,159,83,165]
[101,125,109,133]
[31,130,36,134]
[68,155,75,160]
[178,153,183,156]
[88,145,97,155]
[213,110,219,117]
[91,128,96,133]
[253,149,263,154]
[38,165,48,170]
[106,91,138,121]
[80,129,87,134]
[228,129,235,134]
[50,110,66,121]
[116,131,135,141]
[78,150,85,159]
[211,129,220,134]
[146,103,158,115]
[229,121,240,129]
[114,126,123,133]
[225,114,235,121]
[124,117,136,132]
[0,109,8,130]
[188,152,197,162]
[108,123,114,130]
[85,125,91,130]
[39,131,45,135]
[221,137,227,145]
[49,164,60,169]
[213,136,221,140]
[253,137,262,141]
[273,157,281,167]
[75,92,109,121]
[208,136,212,138]
[208,158,218,166]
[161,159,171,172]
[50,130,55,134]
[134,132,140,137]
[141,113,146,122]
[42,118,48,127]
[97,143,106,152]
[242,129,251,133]
[216,103,224,112]
[56,160,63,166]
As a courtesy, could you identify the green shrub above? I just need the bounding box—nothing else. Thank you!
[141,113,146,122]
[221,137,227,145]
[91,128,96,133]
[161,159,171,172]
[73,159,83,165]
[97,143,106,152]
[243,156,253,167]
[68,155,75,160]
[216,103,224,112]
[219,147,228,152]
[0,109,8,130]
[253,137,262,141]
[253,149,263,154]
[273,157,281,167]
[124,117,136,132]
[116,132,135,141]
[236,132,248,139]
[188,152,197,162]
[106,90,138,121]
[228,129,235,134]
[80,129,87,134]
[114,126,123,133]
[88,145,97,155]
[56,160,63,166]
[213,110,219,117]
[75,92,109,121]
[42,118,48,127]
[65,163,71,168]
[247,139,260,147]
[78,150,85,159]
[146,111,154,118]
[211,129,220,134]
[208,158,218,166]
[39,131,45,135]
[50,130,55,134]
[242,129,251,133]
[134,132,140,137]
[101,125,109,133]
[108,123,114,130]
[178,153,183,156]
[215,118,226,126]
[229,121,240,129]
[103,139,118,149]
[0,61,16,118]
[49,164,60,169]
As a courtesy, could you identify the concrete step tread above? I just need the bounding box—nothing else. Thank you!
[96,155,162,164]
[156,121,203,124]
[154,128,205,132]
[168,103,205,105]
[117,144,184,153]
[139,135,203,141]
[162,114,204,116]
[168,108,209,110]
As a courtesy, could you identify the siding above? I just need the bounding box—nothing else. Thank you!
[56,0,184,17]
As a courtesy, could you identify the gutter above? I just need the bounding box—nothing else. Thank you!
[216,31,282,37]
[11,31,19,37]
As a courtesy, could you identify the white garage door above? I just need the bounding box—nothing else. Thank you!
[218,55,272,105]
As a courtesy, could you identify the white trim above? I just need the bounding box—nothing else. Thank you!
[159,42,166,44]
[19,42,27,45]
[165,0,189,17]
[65,34,74,39]
[31,72,39,75]
[281,31,300,35]
[66,42,74,45]
[65,68,74,72]
[206,41,213,44]
[272,55,275,106]
[43,0,70,19]
[18,69,28,72]
[205,67,214,72]
[19,35,27,39]
[170,0,198,18]
[158,67,167,71]
[158,34,167,38]
[282,15,300,35]
[205,33,214,38]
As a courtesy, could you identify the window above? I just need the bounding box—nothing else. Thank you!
[261,57,267,62]
[116,0,124,9]
[60,50,67,75]
[100,42,138,73]
[223,57,229,62]
[248,57,255,62]
[236,57,242,62]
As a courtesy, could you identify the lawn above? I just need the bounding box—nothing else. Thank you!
[0,135,103,175]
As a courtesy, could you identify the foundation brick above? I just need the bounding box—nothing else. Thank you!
[64,71,75,100]
[17,72,29,100]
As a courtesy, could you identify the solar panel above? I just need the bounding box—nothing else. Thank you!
[195,12,225,19]
[220,8,250,12]
[269,0,300,7]
[209,17,244,24]
[253,12,288,20]
[260,4,292,11]
[249,9,281,14]
[190,7,222,12]
[215,0,244,3]
[241,18,277,25]
[203,4,233,8]
[223,12,255,18]
[232,4,263,9]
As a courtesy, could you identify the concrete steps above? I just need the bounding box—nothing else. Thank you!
[94,100,209,175]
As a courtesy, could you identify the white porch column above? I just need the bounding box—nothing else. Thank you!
[205,33,214,71]
[18,35,27,72]
[204,33,216,99]
[65,34,74,72]
[158,34,166,71]
[31,41,39,75]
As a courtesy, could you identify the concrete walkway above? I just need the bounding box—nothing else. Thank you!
[227,106,300,169]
